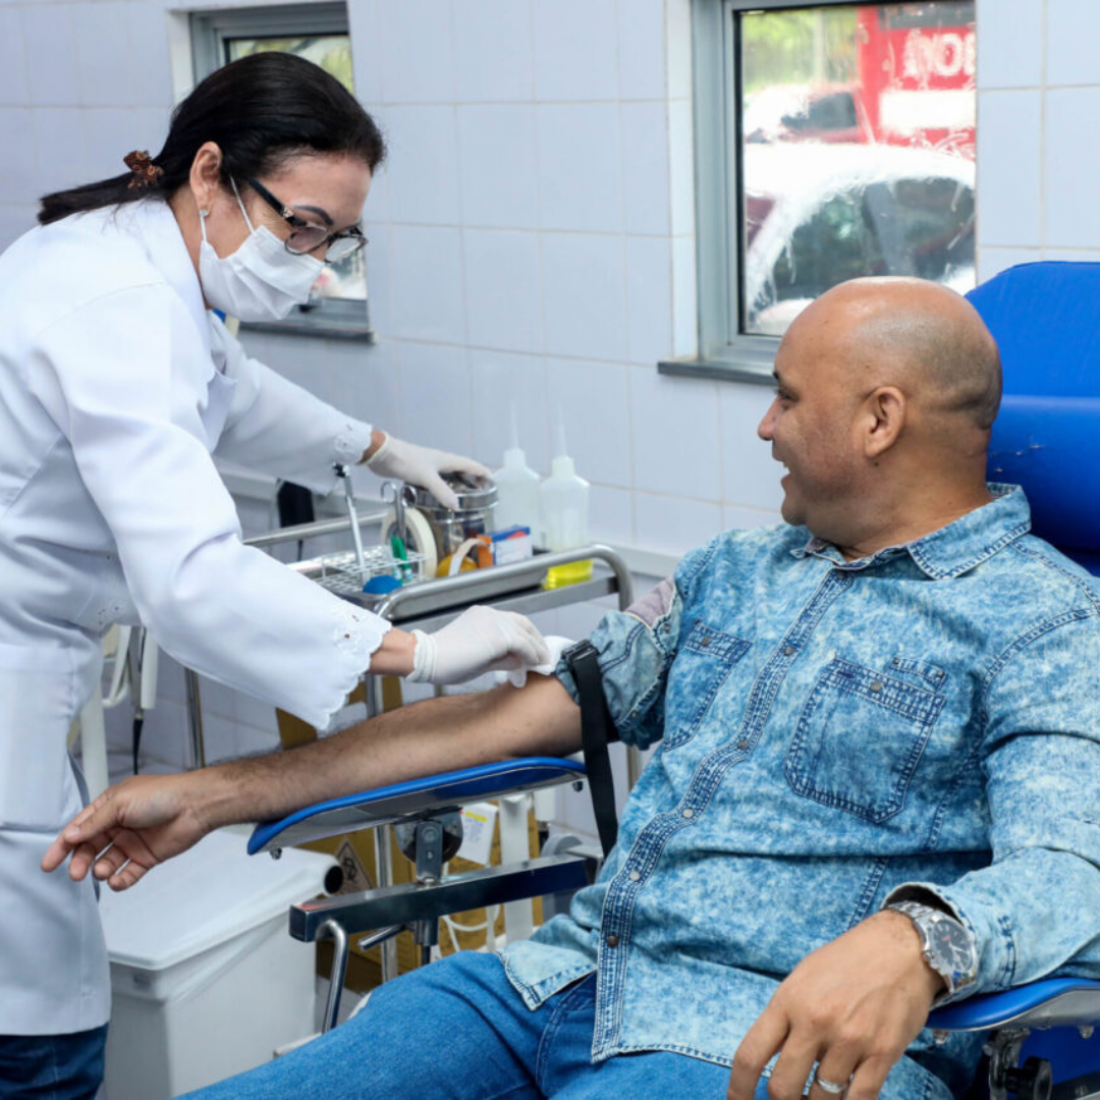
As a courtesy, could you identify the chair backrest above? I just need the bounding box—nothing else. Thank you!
[966,262,1100,574]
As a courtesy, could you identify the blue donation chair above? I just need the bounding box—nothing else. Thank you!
[249,262,1100,1099]
[919,262,1100,1100]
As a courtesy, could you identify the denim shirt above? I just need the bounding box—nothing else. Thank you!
[500,485,1100,1096]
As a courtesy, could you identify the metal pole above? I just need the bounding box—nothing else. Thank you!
[243,510,389,551]
[363,669,398,980]
[337,465,368,577]
[374,828,399,981]
[184,669,206,770]
[499,794,533,943]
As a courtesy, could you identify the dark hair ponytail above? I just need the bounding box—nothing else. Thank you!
[38,52,386,226]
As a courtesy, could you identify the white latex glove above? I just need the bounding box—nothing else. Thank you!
[366,433,490,510]
[407,606,552,686]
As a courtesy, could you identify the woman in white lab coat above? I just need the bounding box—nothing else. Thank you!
[0,52,547,1096]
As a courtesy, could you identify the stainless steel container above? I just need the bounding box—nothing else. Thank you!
[412,475,498,562]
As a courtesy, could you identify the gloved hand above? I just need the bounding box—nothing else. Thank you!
[407,606,552,686]
[366,433,489,510]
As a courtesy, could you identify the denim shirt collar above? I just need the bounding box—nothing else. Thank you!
[792,483,1032,580]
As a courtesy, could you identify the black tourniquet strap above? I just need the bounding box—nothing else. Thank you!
[563,640,620,858]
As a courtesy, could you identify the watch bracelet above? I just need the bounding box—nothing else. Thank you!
[887,900,979,998]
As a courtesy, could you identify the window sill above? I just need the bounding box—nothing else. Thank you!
[658,357,775,386]
[659,335,781,385]
[240,317,376,342]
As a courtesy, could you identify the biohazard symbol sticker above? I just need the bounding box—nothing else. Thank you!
[333,839,374,895]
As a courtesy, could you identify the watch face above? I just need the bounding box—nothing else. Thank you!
[929,917,974,977]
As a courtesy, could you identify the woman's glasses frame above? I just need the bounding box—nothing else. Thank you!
[243,176,366,263]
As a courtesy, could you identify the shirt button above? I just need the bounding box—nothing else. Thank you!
[682,808,694,819]
[870,680,883,693]
[628,870,641,882]
[700,635,712,648]
[737,739,750,751]
[606,934,620,947]
[783,645,795,656]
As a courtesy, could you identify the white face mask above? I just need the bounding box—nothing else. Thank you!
[197,180,325,322]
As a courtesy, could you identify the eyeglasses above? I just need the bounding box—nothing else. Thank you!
[244,177,367,263]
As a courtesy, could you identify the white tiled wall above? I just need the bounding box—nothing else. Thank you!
[6,1,1094,552]
[974,0,1100,279]
[6,0,1096,825]
[0,0,766,565]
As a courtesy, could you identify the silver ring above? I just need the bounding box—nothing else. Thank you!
[813,1075,847,1095]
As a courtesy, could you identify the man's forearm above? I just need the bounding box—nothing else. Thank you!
[196,674,582,831]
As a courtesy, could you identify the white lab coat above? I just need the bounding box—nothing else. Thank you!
[0,199,391,1034]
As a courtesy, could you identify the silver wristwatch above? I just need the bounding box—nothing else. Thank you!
[887,901,979,1000]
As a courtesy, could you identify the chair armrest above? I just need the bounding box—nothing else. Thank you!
[928,978,1100,1033]
[247,757,587,854]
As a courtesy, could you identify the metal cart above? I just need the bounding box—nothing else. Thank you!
[184,507,636,982]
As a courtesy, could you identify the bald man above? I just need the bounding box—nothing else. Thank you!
[45,279,1100,1100]
[765,278,1001,558]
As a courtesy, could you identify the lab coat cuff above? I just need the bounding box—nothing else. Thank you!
[332,418,374,476]
[311,605,392,732]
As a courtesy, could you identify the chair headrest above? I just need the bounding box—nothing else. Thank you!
[967,262,1100,553]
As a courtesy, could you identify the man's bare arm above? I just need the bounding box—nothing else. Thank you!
[42,675,580,890]
[207,675,580,825]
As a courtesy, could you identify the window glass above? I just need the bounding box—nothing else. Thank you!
[226,34,352,86]
[767,194,883,319]
[739,2,975,337]
[225,34,366,304]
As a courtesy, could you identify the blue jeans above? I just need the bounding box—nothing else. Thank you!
[184,951,741,1099]
[0,1025,107,1100]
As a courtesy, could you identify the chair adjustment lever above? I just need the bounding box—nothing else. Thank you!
[317,920,350,1035]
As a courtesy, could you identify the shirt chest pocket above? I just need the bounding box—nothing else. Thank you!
[784,657,946,824]
[663,620,751,750]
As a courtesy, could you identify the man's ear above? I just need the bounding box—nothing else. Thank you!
[862,386,907,461]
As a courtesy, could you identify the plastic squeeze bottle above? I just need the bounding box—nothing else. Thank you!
[540,417,593,588]
[493,404,541,533]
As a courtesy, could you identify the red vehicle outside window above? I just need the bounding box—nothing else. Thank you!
[857,1,975,158]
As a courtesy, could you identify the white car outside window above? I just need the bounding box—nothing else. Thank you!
[742,144,975,335]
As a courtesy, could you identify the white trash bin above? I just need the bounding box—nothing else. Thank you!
[99,828,334,1100]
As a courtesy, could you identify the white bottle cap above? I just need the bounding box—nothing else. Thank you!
[551,454,575,479]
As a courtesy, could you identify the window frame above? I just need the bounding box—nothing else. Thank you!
[189,3,376,343]
[660,0,972,386]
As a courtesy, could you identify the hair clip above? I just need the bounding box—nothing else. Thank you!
[123,149,164,190]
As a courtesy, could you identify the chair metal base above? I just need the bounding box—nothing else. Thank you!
[289,854,589,944]
[930,980,1100,1100]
